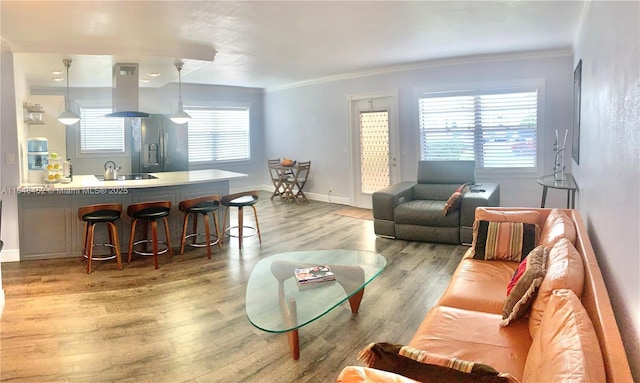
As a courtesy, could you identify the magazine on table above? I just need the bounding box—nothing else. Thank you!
[294,265,336,285]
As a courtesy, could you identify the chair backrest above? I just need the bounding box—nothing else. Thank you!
[293,161,311,184]
[417,160,475,184]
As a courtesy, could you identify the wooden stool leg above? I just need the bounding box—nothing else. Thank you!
[238,206,244,250]
[151,220,159,269]
[82,222,90,261]
[108,221,123,270]
[180,212,190,255]
[221,206,229,245]
[251,205,262,244]
[163,217,172,257]
[213,210,222,248]
[192,215,199,246]
[128,219,137,264]
[203,213,211,259]
[86,223,95,274]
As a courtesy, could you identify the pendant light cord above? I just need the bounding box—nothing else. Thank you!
[176,62,184,104]
[64,59,72,107]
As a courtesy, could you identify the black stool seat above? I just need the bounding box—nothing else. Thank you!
[77,203,123,274]
[178,196,221,258]
[127,201,172,269]
[226,195,258,207]
[187,201,220,214]
[132,206,170,220]
[221,191,262,250]
[82,210,121,223]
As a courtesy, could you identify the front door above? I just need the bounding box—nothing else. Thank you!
[349,93,399,209]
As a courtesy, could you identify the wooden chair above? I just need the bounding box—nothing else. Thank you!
[283,161,311,204]
[268,158,293,201]
[78,203,123,273]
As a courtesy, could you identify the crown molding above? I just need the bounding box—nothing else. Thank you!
[266,48,573,93]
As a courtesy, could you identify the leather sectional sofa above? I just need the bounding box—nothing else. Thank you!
[337,207,632,383]
[372,161,499,245]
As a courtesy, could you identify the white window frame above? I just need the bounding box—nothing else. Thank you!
[416,79,544,177]
[185,104,251,164]
[77,107,128,157]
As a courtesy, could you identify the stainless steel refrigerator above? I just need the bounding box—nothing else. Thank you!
[130,114,189,173]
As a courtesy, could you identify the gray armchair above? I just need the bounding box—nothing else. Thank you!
[372,161,499,245]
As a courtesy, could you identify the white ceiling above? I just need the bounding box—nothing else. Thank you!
[1,1,586,90]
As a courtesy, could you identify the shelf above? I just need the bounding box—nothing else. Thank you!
[23,102,45,125]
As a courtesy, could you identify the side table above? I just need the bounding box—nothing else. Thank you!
[536,173,578,209]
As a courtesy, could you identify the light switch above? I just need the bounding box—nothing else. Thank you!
[5,153,15,165]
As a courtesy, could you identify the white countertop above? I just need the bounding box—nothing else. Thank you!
[19,169,247,192]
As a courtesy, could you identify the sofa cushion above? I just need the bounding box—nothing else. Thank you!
[356,342,517,383]
[523,289,606,383]
[337,366,420,383]
[438,258,519,314]
[501,246,548,326]
[538,209,577,248]
[470,209,541,259]
[395,200,459,227]
[528,237,584,338]
[473,221,537,262]
[443,182,471,216]
[409,306,531,379]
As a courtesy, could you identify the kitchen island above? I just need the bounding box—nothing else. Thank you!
[17,169,247,260]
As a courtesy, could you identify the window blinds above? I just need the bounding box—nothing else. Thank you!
[419,90,537,168]
[80,108,125,153]
[186,107,250,163]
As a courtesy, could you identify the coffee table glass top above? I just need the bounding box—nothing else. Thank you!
[245,249,386,333]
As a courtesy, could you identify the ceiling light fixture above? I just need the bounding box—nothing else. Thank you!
[51,70,64,75]
[170,61,191,125]
[148,72,161,77]
[57,59,81,125]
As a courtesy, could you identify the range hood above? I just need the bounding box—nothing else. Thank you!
[105,63,150,118]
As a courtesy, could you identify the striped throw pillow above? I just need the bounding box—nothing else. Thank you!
[473,221,537,262]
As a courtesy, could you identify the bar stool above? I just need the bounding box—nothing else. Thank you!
[127,201,172,269]
[221,190,262,250]
[178,195,221,258]
[78,203,123,274]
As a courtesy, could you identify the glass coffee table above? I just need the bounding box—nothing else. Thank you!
[245,249,386,360]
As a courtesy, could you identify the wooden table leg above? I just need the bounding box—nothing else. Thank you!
[348,288,365,314]
[287,329,300,360]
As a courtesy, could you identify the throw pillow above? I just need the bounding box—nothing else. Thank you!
[473,221,537,262]
[501,246,547,326]
[357,342,519,383]
[442,182,471,216]
[470,209,541,259]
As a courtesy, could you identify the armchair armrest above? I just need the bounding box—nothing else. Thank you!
[459,183,500,244]
[372,181,415,221]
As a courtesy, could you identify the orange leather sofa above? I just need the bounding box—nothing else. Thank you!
[337,208,633,383]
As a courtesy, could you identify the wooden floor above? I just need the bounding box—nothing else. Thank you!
[0,192,465,383]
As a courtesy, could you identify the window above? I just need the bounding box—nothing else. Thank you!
[186,107,250,163]
[418,89,538,169]
[80,107,125,153]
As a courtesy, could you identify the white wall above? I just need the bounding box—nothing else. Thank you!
[573,1,640,378]
[264,52,574,208]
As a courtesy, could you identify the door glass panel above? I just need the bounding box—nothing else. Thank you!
[360,111,390,194]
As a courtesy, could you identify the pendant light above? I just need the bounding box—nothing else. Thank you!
[57,59,81,125]
[170,61,191,124]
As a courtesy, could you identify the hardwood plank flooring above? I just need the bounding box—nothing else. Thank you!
[0,192,465,382]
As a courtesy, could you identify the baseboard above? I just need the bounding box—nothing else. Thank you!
[258,185,351,206]
[1,248,20,263]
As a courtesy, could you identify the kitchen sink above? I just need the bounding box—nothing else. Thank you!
[95,173,158,181]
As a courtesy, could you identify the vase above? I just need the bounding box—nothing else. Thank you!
[554,151,565,181]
